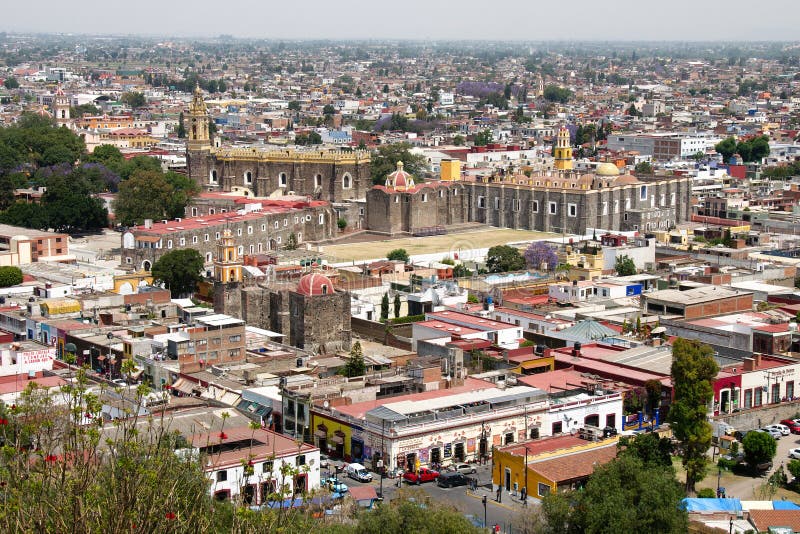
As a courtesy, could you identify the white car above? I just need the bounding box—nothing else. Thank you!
[448,463,477,475]
[761,428,782,439]
[789,448,800,460]
[766,424,790,436]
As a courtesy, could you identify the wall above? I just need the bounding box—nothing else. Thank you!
[714,399,800,431]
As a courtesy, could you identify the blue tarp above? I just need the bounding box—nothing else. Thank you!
[773,501,800,510]
[680,498,742,512]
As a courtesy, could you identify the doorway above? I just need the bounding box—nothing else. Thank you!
[504,469,511,491]
[430,447,441,465]
[454,442,465,462]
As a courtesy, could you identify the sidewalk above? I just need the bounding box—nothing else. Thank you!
[465,484,530,513]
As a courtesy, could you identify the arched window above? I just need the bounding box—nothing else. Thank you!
[342,173,352,189]
[244,171,253,184]
[210,170,218,183]
[314,174,322,188]
[279,173,287,187]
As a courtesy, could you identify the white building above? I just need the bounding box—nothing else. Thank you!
[192,426,320,504]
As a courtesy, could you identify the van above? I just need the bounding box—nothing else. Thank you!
[346,463,373,482]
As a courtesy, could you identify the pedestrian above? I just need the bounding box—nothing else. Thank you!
[496,486,502,502]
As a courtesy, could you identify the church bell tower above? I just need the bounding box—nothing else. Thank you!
[214,229,242,283]
[553,125,574,171]
[187,85,212,186]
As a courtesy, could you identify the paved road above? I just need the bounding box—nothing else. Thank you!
[326,462,526,531]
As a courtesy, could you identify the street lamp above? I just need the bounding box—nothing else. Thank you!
[482,495,487,529]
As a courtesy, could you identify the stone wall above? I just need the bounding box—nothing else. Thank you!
[714,400,800,431]
[289,290,351,352]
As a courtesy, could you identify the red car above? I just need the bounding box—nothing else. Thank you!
[780,420,800,434]
[403,467,440,484]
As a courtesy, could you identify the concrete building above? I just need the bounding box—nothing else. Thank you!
[0,224,71,265]
[643,286,754,320]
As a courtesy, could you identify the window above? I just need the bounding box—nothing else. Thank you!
[179,237,185,246]
[209,208,215,215]
[512,199,521,212]
[237,229,242,237]
[257,243,263,252]
[532,200,539,213]
[276,237,282,244]
[274,221,279,229]
[754,387,762,407]
[640,185,648,200]
[279,173,287,187]
[453,189,458,196]
[394,196,400,203]
[191,207,198,217]
[670,192,676,206]
[283,219,288,227]
[625,198,631,210]
[167,240,173,249]
[538,482,551,498]
[263,460,274,473]
[342,174,352,189]
[204,234,209,242]
[660,193,665,206]
[422,194,428,202]
[237,246,244,255]
[494,197,500,210]
[210,170,218,183]
[478,196,486,209]
[314,174,322,188]
[217,470,227,482]
[215,232,221,239]
[192,236,198,244]
[244,171,253,184]
[228,349,240,358]
[294,216,299,224]
[296,455,306,466]
[548,202,557,215]
[568,203,577,217]
[439,190,444,198]
[261,224,266,232]
[247,226,253,235]
[318,214,324,225]
[249,244,254,254]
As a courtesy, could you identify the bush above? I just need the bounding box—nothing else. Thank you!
[336,218,347,230]
[387,248,410,262]
[696,488,716,498]
[717,457,738,471]
[0,266,23,287]
[388,314,426,325]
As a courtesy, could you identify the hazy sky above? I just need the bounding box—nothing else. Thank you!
[3,0,799,41]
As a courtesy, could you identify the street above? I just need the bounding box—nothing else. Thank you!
[325,461,524,531]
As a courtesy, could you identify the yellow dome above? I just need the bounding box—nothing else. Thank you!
[596,162,620,176]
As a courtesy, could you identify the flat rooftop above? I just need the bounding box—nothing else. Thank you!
[645,286,747,305]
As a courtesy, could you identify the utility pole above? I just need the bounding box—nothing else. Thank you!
[482,495,487,529]
[379,419,385,498]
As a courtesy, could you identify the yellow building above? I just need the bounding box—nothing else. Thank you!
[492,435,618,500]
[440,159,461,181]
[558,243,605,281]
[214,230,242,283]
[553,126,573,171]
[113,271,154,295]
[312,412,354,459]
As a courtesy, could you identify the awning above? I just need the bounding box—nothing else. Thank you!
[171,378,198,395]
[331,435,344,445]
[315,429,328,439]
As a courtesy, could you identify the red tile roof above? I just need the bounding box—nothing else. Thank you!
[749,509,800,532]
[529,443,618,484]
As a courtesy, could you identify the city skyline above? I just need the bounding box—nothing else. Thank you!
[3,0,800,42]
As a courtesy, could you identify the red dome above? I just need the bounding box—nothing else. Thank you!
[296,273,334,296]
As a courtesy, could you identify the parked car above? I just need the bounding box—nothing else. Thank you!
[323,477,349,494]
[437,472,472,488]
[448,463,477,475]
[780,420,800,434]
[766,424,790,436]
[403,467,440,484]
[319,454,330,469]
[760,428,782,439]
[386,467,405,479]
[346,463,373,482]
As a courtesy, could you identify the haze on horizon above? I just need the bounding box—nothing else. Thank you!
[3,0,800,42]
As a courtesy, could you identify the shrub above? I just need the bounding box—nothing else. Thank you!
[696,488,716,498]
[0,266,23,287]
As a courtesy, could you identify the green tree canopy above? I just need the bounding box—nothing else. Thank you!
[486,245,525,273]
[387,248,410,262]
[743,431,777,467]
[0,266,23,287]
[151,249,204,296]
[113,169,199,227]
[538,455,687,534]
[615,254,637,276]
[543,85,573,103]
[370,143,427,185]
[0,113,85,173]
[715,137,737,162]
[84,144,126,175]
[3,77,19,89]
[634,161,653,174]
[669,338,719,492]
[355,490,481,534]
[342,341,366,378]
[473,129,493,146]
[618,432,673,469]
[120,91,146,109]
[380,293,390,322]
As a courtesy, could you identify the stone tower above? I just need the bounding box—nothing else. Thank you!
[52,85,70,126]
[553,125,573,171]
[187,85,212,188]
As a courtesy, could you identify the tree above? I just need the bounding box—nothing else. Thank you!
[337,218,347,231]
[151,249,204,296]
[743,431,777,468]
[355,490,481,534]
[285,233,298,250]
[287,101,301,111]
[114,169,198,226]
[393,293,401,318]
[543,85,572,104]
[453,134,465,146]
[453,264,472,278]
[618,432,672,469]
[0,266,23,287]
[387,248,409,262]
[486,245,525,273]
[85,144,126,175]
[120,91,146,109]
[380,293,390,322]
[382,84,389,94]
[343,341,366,377]
[715,137,737,163]
[370,143,427,185]
[0,113,85,172]
[669,338,719,492]
[788,459,800,481]
[615,255,637,276]
[538,455,687,534]
[524,241,558,271]
[634,161,653,174]
[473,129,493,146]
[177,112,187,138]
[322,104,336,116]
[3,77,19,89]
